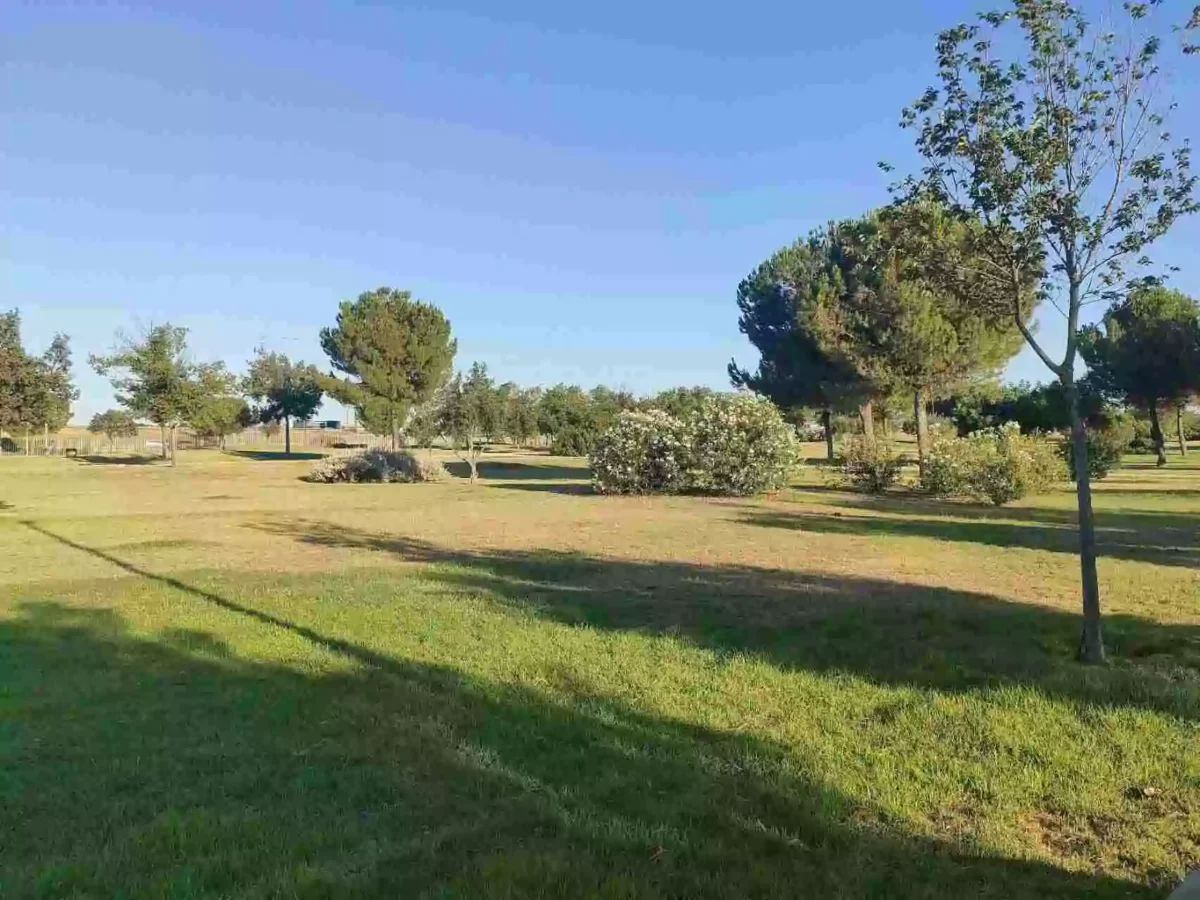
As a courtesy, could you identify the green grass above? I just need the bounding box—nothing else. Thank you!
[1,448,1198,898]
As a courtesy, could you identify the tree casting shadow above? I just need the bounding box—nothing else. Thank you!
[0,598,1158,899]
[746,495,1200,570]
[73,454,161,466]
[442,459,588,482]
[245,519,1200,721]
[227,450,326,461]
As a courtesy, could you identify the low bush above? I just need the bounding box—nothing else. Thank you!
[589,410,690,495]
[589,396,799,496]
[549,425,597,457]
[1062,416,1132,482]
[922,423,1064,505]
[841,436,904,494]
[306,449,449,484]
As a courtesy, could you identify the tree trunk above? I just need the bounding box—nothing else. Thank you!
[1177,405,1187,456]
[822,408,834,462]
[1067,383,1105,663]
[390,409,399,450]
[913,390,930,475]
[159,425,168,460]
[25,427,30,456]
[284,416,291,456]
[467,436,478,483]
[169,425,178,467]
[44,423,49,456]
[859,400,875,445]
[1148,401,1167,466]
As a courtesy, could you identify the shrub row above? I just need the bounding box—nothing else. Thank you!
[306,449,449,484]
[589,395,800,496]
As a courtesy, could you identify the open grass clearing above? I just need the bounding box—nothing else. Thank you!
[0,448,1197,897]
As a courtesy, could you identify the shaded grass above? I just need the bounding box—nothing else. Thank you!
[226,450,326,461]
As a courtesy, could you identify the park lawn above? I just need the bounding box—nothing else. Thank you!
[0,448,1197,898]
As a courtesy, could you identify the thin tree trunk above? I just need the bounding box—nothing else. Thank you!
[1176,405,1187,456]
[159,425,168,460]
[169,425,178,467]
[859,400,875,445]
[1067,382,1105,663]
[822,408,834,462]
[913,390,930,475]
[44,423,49,455]
[285,416,291,456]
[25,427,30,456]
[1148,401,1167,466]
[468,436,478,483]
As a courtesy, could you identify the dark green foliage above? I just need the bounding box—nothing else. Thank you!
[191,396,254,447]
[535,384,632,456]
[320,288,456,448]
[0,310,77,435]
[1079,285,1200,464]
[87,410,139,449]
[935,380,1107,436]
[644,386,718,419]
[502,385,541,447]
[243,349,324,455]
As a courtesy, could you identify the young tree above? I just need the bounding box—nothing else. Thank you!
[88,409,139,451]
[503,384,541,447]
[646,386,718,420]
[436,362,502,483]
[320,287,456,449]
[90,325,227,466]
[1079,285,1200,465]
[190,396,254,449]
[243,348,324,455]
[898,0,1198,662]
[729,237,871,461]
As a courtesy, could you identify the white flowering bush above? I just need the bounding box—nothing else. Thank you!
[305,449,449,484]
[589,396,800,496]
[922,423,1064,505]
[589,410,691,494]
[688,395,800,495]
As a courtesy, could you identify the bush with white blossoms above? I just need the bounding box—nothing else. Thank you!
[305,449,449,484]
[688,395,801,495]
[588,410,691,495]
[589,395,800,496]
[921,423,1064,505]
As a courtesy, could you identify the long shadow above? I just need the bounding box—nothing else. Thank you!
[227,450,325,461]
[73,454,160,466]
[748,498,1200,569]
[0,600,1160,898]
[442,460,588,481]
[247,520,1200,720]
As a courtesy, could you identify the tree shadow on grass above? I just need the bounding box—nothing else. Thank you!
[0,598,1161,898]
[227,450,325,461]
[747,496,1200,570]
[442,460,588,482]
[240,520,1200,721]
[73,454,160,466]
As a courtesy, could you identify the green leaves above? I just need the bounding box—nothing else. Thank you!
[0,310,76,434]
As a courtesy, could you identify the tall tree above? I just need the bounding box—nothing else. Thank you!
[87,409,139,451]
[320,287,456,449]
[190,395,254,449]
[897,0,1199,662]
[436,362,503,483]
[243,349,324,455]
[90,325,227,466]
[502,384,541,447]
[1079,285,1200,465]
[729,237,871,461]
[0,311,77,446]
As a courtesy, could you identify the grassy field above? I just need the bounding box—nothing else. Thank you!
[1,447,1197,898]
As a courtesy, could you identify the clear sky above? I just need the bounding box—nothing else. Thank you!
[4,1,1200,422]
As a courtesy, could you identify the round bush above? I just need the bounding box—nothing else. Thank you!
[922,423,1064,505]
[841,436,904,493]
[589,410,690,495]
[688,395,800,496]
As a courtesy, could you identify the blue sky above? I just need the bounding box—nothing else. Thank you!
[4,1,1200,422]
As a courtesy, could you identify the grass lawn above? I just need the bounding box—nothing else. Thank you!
[0,447,1197,898]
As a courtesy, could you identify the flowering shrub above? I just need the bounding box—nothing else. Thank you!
[589,396,799,496]
[1061,417,1132,482]
[841,436,904,493]
[305,449,449,484]
[688,395,800,495]
[589,410,691,494]
[922,423,1064,505]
